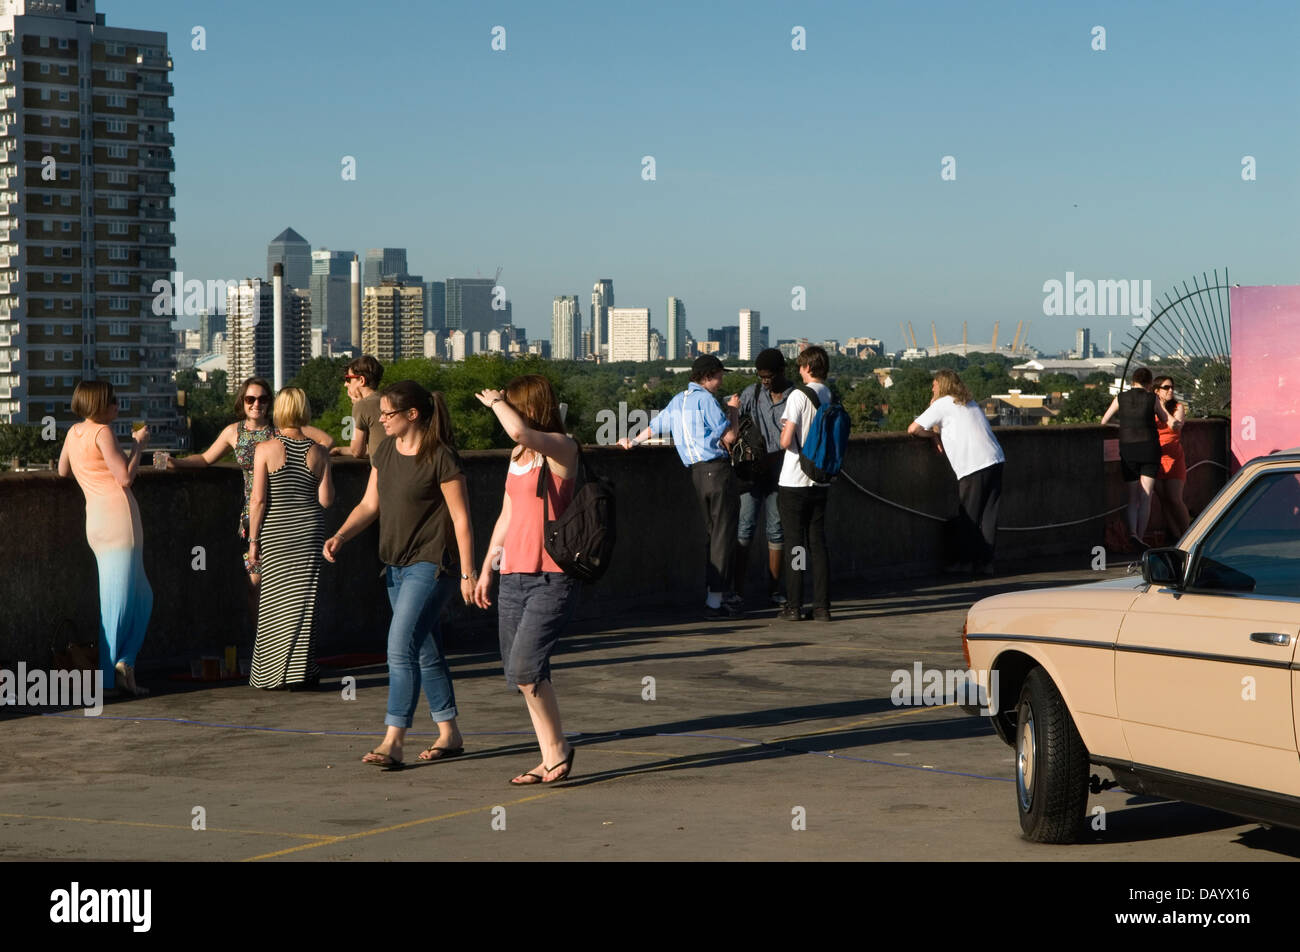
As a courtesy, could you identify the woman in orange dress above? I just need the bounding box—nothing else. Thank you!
[1152,376,1190,540]
[57,381,153,697]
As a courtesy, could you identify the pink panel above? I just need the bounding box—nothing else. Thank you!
[1231,285,1300,469]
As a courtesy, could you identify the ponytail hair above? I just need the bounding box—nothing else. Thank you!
[380,380,457,466]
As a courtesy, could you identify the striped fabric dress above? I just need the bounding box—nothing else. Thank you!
[249,436,324,689]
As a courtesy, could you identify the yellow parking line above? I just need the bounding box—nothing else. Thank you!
[241,788,562,862]
[0,811,332,840]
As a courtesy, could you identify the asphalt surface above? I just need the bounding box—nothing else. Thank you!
[4,557,1299,862]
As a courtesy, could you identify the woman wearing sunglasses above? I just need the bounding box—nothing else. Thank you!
[173,377,334,625]
[1152,376,1190,540]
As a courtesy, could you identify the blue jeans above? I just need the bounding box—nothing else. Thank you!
[738,488,783,549]
[384,563,458,728]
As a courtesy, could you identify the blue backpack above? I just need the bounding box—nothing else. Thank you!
[794,383,850,483]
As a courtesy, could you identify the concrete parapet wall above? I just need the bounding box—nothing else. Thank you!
[0,420,1227,668]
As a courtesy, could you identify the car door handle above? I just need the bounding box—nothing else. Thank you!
[1250,632,1293,646]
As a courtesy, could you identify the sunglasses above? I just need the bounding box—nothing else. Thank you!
[1156,385,1173,391]
[244,395,271,405]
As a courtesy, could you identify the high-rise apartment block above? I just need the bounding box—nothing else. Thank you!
[666,296,686,361]
[423,280,445,331]
[267,227,309,289]
[591,278,613,360]
[362,280,423,364]
[739,309,760,360]
[608,306,649,362]
[551,294,581,360]
[309,248,354,345]
[362,248,406,290]
[0,0,180,442]
[446,276,505,334]
[706,325,740,358]
[226,278,310,387]
[197,307,225,354]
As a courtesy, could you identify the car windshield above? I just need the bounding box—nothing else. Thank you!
[1193,470,1300,596]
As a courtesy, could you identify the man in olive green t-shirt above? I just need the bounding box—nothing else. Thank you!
[332,355,386,459]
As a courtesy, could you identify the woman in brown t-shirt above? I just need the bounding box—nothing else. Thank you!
[323,381,477,769]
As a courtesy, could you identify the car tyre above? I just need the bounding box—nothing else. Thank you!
[1015,667,1089,843]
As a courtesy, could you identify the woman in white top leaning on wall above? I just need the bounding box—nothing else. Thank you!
[908,369,1006,576]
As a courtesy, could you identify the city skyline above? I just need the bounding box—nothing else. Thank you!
[103,0,1296,356]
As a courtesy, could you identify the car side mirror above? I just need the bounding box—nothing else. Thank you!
[1142,547,1186,588]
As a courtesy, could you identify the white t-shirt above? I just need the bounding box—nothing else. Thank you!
[779,381,831,488]
[913,396,1005,480]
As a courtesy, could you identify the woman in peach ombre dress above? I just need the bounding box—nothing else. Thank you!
[57,380,153,697]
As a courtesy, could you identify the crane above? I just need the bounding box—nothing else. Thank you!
[1021,321,1031,353]
[1011,320,1023,353]
[931,321,939,355]
[991,321,999,354]
[906,321,918,350]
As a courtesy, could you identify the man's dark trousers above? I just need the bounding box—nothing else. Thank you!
[778,485,830,613]
[690,457,739,595]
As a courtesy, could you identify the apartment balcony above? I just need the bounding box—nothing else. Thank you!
[138,130,174,147]
[138,180,174,197]
[140,105,173,121]
[140,256,175,272]
[135,79,173,97]
[0,333,10,346]
[141,155,174,172]
[139,230,175,247]
[138,205,174,221]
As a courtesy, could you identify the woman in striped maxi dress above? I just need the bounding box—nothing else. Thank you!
[247,387,334,690]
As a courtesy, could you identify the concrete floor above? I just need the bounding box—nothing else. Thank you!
[4,558,1299,862]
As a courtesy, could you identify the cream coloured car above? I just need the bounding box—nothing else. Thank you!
[963,452,1300,842]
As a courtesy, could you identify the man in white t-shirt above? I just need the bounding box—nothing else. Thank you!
[908,369,1005,575]
[776,346,833,621]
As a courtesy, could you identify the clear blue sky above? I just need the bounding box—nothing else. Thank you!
[109,0,1299,354]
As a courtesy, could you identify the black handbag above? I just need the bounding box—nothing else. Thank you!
[537,445,617,582]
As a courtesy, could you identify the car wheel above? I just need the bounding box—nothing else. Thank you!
[1015,667,1089,843]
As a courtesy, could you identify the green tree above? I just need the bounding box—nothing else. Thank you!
[0,423,56,465]
[288,356,349,418]
[881,367,933,431]
[1056,387,1112,423]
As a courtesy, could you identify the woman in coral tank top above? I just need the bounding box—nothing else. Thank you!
[473,375,580,786]
[57,381,153,697]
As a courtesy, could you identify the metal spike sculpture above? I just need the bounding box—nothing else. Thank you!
[1120,269,1231,419]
